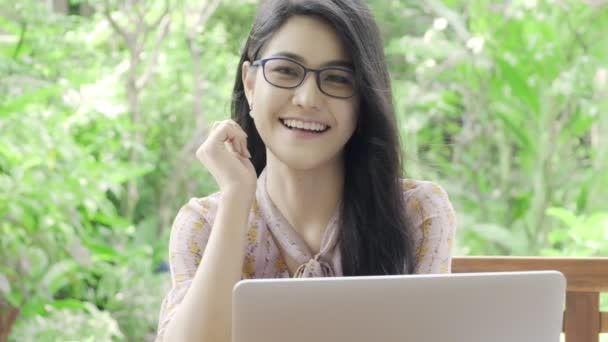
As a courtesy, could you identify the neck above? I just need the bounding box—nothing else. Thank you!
[265,153,344,238]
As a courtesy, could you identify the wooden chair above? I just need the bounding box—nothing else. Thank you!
[452,257,608,342]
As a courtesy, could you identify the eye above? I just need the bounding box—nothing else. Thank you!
[323,71,354,86]
[270,66,300,76]
[325,75,350,84]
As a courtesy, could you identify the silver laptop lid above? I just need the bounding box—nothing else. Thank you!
[233,271,565,342]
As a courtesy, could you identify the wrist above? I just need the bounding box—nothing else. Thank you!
[221,185,256,205]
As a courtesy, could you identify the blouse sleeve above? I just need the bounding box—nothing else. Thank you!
[155,197,214,341]
[402,180,457,274]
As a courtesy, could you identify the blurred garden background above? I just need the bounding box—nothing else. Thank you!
[1,0,607,340]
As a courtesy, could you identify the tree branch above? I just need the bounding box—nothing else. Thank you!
[103,0,132,44]
[159,0,221,232]
[197,0,221,32]
[426,0,470,43]
[136,12,171,89]
[147,0,171,30]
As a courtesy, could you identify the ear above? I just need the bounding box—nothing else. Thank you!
[242,61,256,108]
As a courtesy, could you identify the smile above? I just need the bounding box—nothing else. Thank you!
[279,119,330,133]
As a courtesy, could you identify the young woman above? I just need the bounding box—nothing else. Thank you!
[156,0,456,341]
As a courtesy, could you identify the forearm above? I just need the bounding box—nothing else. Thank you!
[163,189,253,342]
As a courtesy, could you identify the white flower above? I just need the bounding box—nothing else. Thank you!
[466,36,485,54]
[433,17,448,31]
[424,59,437,68]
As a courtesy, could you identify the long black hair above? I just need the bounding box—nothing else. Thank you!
[231,0,415,276]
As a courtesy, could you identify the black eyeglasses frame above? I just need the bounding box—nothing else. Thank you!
[250,57,357,99]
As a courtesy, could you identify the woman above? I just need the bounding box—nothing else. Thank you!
[157,0,456,341]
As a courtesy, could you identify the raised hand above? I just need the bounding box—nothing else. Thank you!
[196,120,257,197]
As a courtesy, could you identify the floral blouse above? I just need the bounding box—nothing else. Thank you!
[156,169,457,340]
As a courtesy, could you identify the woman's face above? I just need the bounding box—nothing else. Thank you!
[243,15,359,171]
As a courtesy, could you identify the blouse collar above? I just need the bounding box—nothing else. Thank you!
[256,168,343,277]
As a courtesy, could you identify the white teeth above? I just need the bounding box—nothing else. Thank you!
[283,119,328,132]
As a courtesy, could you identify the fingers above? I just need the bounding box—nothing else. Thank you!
[225,138,246,158]
[226,122,249,158]
[208,120,246,142]
[240,139,251,158]
[225,121,249,157]
[203,120,251,159]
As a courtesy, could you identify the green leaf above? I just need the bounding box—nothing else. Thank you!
[49,298,87,310]
[40,260,79,296]
[585,213,608,231]
[81,239,120,261]
[107,164,155,184]
[6,291,23,307]
[546,207,579,229]
[27,246,49,280]
[0,86,60,115]
[20,297,47,317]
[494,105,533,149]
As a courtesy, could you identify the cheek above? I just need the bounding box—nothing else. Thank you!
[341,103,359,134]
[253,82,288,114]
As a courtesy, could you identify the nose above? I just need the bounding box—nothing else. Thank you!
[292,72,322,111]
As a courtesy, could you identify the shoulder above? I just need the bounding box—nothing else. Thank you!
[168,192,224,250]
[399,179,457,273]
[399,179,452,210]
[175,192,222,224]
[398,178,456,235]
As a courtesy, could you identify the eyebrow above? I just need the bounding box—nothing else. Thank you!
[270,51,354,70]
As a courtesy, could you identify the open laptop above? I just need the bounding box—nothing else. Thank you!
[232,271,565,342]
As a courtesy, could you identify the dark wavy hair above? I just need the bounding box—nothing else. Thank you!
[231,0,415,276]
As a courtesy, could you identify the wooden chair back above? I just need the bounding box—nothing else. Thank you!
[452,257,608,342]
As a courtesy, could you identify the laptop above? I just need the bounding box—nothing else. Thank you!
[232,271,565,342]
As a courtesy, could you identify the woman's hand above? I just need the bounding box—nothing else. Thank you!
[196,120,257,197]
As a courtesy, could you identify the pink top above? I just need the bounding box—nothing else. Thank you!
[156,169,457,339]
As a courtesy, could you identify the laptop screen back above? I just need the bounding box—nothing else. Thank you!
[232,271,565,342]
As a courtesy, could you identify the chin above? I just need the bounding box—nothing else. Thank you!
[271,148,343,172]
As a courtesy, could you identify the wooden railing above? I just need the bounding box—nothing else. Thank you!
[452,257,608,342]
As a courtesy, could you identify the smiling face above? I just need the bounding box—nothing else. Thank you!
[242,15,359,171]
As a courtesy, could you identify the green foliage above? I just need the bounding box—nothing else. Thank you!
[543,208,608,256]
[1,0,607,340]
[1,0,256,339]
[9,302,123,342]
[377,0,608,255]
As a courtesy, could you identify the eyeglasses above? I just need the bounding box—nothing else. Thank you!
[251,57,357,99]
